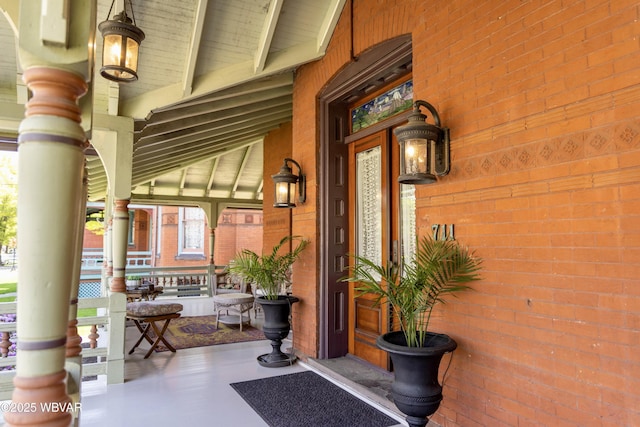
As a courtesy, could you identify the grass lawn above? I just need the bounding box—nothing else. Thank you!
[0,275,97,317]
[0,282,16,294]
[78,308,97,317]
[0,281,17,302]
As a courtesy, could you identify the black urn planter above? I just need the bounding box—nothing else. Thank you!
[257,295,299,367]
[377,331,457,427]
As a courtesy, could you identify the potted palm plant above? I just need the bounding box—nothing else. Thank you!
[229,235,309,367]
[342,236,482,427]
[126,275,141,290]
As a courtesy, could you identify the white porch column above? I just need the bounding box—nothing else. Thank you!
[209,227,216,265]
[6,66,87,427]
[67,166,88,357]
[198,202,218,296]
[91,115,134,293]
[5,3,96,421]
[91,117,133,385]
[103,215,113,293]
[65,166,88,426]
[110,199,130,293]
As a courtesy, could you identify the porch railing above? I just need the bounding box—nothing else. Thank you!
[80,264,220,299]
[0,297,112,401]
[81,250,153,269]
[133,265,216,298]
[0,300,16,401]
[0,263,223,401]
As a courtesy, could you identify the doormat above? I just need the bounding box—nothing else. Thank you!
[142,315,265,352]
[230,371,399,427]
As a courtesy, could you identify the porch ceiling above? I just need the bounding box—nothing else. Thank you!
[0,0,347,203]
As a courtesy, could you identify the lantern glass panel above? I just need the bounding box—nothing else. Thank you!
[275,181,296,206]
[103,34,123,68]
[126,38,140,71]
[403,138,429,176]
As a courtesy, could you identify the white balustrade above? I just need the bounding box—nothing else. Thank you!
[0,264,222,399]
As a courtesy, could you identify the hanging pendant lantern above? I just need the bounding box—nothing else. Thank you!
[98,0,145,83]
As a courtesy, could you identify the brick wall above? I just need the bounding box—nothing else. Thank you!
[214,209,263,266]
[83,206,262,268]
[292,1,639,426]
[82,227,102,248]
[263,122,293,251]
[130,209,151,251]
[82,208,152,252]
[156,206,181,267]
[157,206,263,268]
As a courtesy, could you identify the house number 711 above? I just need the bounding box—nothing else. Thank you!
[432,224,455,241]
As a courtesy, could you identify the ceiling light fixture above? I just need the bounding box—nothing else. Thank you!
[98,0,145,83]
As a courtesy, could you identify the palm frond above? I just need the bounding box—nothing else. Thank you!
[228,235,309,299]
[341,236,482,347]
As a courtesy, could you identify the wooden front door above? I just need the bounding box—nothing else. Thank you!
[347,129,400,370]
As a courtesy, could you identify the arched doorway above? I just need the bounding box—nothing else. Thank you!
[318,35,413,360]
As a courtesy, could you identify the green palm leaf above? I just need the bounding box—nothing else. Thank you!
[342,236,482,347]
[229,235,309,299]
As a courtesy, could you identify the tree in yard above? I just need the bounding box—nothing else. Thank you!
[0,154,17,265]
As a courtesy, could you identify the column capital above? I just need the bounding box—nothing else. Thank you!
[114,199,130,212]
[23,67,87,124]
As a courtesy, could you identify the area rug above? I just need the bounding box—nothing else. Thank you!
[150,315,265,352]
[230,371,399,427]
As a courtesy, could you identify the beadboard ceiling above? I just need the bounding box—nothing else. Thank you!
[0,0,346,203]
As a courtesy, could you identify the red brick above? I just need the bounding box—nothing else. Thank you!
[289,1,640,425]
[588,37,640,67]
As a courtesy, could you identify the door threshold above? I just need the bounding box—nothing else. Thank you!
[304,355,402,421]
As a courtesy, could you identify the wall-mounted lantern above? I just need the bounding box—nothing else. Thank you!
[272,158,306,208]
[98,0,145,82]
[394,100,450,184]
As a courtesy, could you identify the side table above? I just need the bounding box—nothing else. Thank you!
[126,286,164,302]
[212,293,254,332]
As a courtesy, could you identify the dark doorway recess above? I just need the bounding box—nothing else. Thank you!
[318,35,413,359]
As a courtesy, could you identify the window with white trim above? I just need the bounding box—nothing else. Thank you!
[178,207,205,255]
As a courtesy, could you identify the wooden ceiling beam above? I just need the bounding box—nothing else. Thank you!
[178,169,188,196]
[132,138,264,184]
[230,145,253,198]
[132,114,287,164]
[135,102,291,150]
[317,0,347,53]
[255,179,264,201]
[132,131,266,174]
[182,0,208,97]
[130,194,263,210]
[205,157,220,196]
[157,73,293,114]
[254,0,283,73]
[136,90,292,137]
